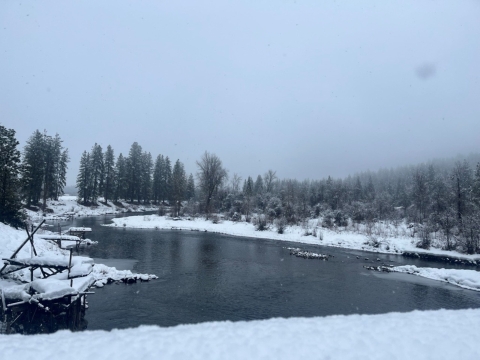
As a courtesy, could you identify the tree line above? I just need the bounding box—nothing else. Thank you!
[209,155,480,254]
[0,126,69,227]
[76,142,195,216]
[2,122,480,254]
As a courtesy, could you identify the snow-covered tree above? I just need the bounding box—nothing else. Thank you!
[171,159,186,216]
[186,173,195,200]
[0,124,24,227]
[103,145,116,203]
[196,151,227,218]
[76,151,91,205]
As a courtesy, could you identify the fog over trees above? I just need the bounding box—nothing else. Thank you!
[1,123,480,254]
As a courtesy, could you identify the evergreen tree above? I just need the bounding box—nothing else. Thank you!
[186,173,195,200]
[254,175,264,195]
[450,160,472,224]
[76,151,91,205]
[0,125,24,227]
[114,153,127,202]
[171,159,186,216]
[103,145,116,203]
[21,130,45,206]
[89,143,104,203]
[126,142,142,202]
[164,156,172,203]
[353,177,363,202]
[152,154,165,204]
[141,151,153,203]
[21,130,68,209]
[472,163,480,208]
[51,148,69,200]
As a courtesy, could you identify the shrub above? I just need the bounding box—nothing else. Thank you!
[256,215,268,231]
[275,217,287,234]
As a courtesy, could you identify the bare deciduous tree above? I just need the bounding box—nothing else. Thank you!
[263,169,277,193]
[196,152,227,219]
[230,173,242,194]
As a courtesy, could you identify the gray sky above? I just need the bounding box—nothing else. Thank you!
[1,0,480,185]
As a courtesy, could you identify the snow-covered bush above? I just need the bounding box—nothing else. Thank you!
[255,215,268,231]
[275,217,287,234]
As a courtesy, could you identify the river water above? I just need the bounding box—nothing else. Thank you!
[56,213,480,331]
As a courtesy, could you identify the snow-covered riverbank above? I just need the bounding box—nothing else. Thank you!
[105,215,480,291]
[26,195,158,221]
[1,308,479,360]
[105,215,480,263]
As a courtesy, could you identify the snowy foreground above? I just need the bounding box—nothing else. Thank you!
[1,309,480,360]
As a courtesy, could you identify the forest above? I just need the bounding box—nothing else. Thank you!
[1,123,480,254]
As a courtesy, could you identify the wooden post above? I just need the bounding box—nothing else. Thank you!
[1,288,7,313]
[68,248,73,287]
[0,220,45,275]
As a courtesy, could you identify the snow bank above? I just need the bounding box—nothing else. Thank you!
[105,215,480,262]
[0,222,156,299]
[1,309,479,360]
[392,265,480,291]
[90,264,157,287]
[26,195,159,221]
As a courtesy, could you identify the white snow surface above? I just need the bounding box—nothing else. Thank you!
[392,265,480,291]
[0,222,155,296]
[26,195,158,221]
[1,309,480,360]
[106,215,480,262]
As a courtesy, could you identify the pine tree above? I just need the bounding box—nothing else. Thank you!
[89,143,104,203]
[42,133,65,207]
[353,177,363,202]
[254,175,264,195]
[126,142,142,202]
[76,151,91,205]
[171,159,186,216]
[141,151,153,203]
[243,176,254,218]
[152,154,165,204]
[114,153,127,202]
[450,160,472,224]
[0,124,24,227]
[472,163,480,208]
[186,173,195,200]
[103,145,116,203]
[51,148,69,200]
[21,130,45,206]
[164,156,172,203]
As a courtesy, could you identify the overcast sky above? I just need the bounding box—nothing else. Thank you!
[1,0,480,185]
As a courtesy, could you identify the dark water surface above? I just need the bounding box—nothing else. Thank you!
[58,214,480,331]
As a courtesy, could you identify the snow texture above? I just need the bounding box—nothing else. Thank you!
[0,222,156,299]
[25,195,159,221]
[1,309,479,360]
[392,265,480,291]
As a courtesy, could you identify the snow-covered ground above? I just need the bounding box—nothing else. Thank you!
[0,221,156,301]
[105,215,480,263]
[26,195,158,221]
[1,308,479,360]
[392,265,480,292]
